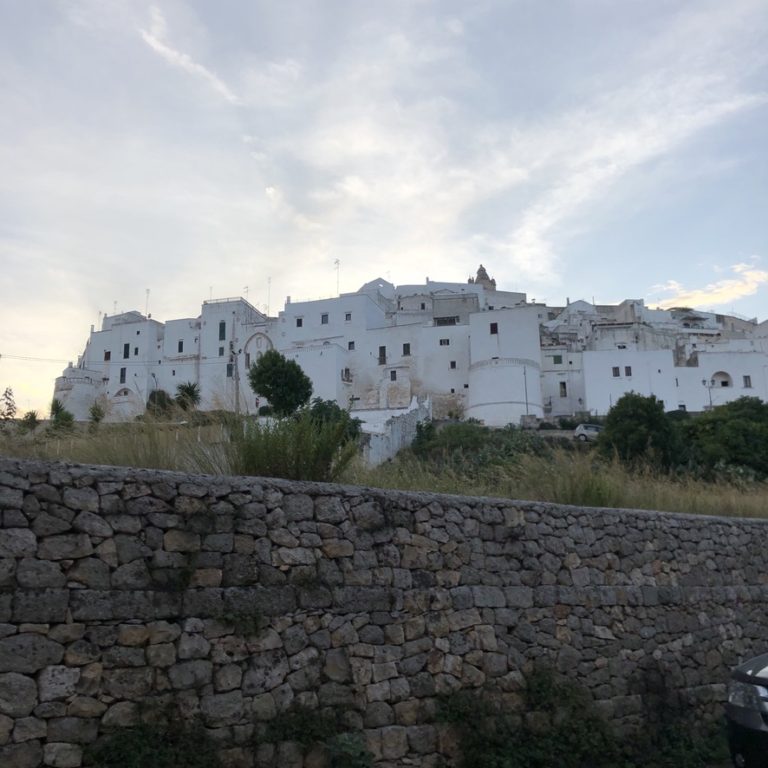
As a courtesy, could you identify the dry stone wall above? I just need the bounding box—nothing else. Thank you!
[1,456,767,767]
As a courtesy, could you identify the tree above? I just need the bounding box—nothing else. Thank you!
[682,397,768,478]
[248,349,312,417]
[146,389,174,419]
[175,382,201,412]
[20,410,40,433]
[0,387,16,424]
[89,402,105,431]
[50,398,75,432]
[598,393,675,468]
[308,397,362,442]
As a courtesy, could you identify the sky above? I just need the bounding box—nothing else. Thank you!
[1,0,767,414]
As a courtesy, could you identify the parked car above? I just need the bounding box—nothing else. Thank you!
[573,423,603,442]
[725,653,768,767]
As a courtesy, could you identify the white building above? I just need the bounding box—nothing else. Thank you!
[54,266,768,427]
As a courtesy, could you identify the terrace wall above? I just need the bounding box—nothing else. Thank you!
[0,456,765,767]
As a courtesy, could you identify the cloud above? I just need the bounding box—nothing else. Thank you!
[653,262,768,309]
[139,6,240,105]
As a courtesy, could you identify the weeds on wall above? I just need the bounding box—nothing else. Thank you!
[257,704,373,768]
[86,717,220,768]
[438,667,728,768]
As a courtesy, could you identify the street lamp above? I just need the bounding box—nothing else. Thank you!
[701,378,714,410]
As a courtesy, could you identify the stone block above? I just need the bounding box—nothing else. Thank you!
[0,633,64,673]
[0,740,43,768]
[0,673,37,717]
[43,742,83,767]
[38,535,93,561]
[39,666,80,702]
[0,529,36,557]
[16,559,65,589]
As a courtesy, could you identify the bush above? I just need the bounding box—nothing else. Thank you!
[598,393,675,468]
[203,409,358,481]
[86,718,219,768]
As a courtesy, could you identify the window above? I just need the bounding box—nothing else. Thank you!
[136,330,140,335]
[345,312,351,321]
[218,321,226,341]
[420,302,426,310]
[612,366,620,377]
[439,338,450,346]
[219,346,225,357]
[245,353,250,368]
[553,355,563,365]
[744,375,753,388]
[490,322,498,335]
[119,367,126,384]
[390,370,397,381]
[348,341,355,351]
[172,369,175,376]
[296,318,303,328]
[226,363,233,378]
[321,313,329,324]
[133,347,138,356]
[378,346,386,364]
[559,382,567,397]
[625,366,632,377]
[435,316,458,326]
[123,343,130,359]
[342,368,352,382]
[450,361,457,369]
[402,343,410,356]
[178,340,184,353]
[104,351,111,361]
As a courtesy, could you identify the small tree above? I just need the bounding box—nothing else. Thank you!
[50,398,75,432]
[248,349,312,417]
[147,389,174,419]
[20,410,40,433]
[175,382,201,412]
[0,387,16,425]
[598,393,675,468]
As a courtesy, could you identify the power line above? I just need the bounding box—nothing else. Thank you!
[0,354,71,364]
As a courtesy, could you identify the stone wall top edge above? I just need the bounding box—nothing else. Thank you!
[1,455,766,529]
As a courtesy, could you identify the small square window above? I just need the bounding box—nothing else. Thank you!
[321,313,329,324]
[439,338,450,346]
[420,302,426,310]
[612,366,620,377]
[104,351,111,361]
[345,312,351,321]
[296,318,303,328]
[625,366,632,377]
[450,361,456,369]
[402,343,411,356]
[553,354,562,365]
[219,346,225,357]
[390,370,397,381]
[490,322,498,335]
[348,341,355,351]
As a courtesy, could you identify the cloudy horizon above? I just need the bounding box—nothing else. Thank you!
[1,0,766,413]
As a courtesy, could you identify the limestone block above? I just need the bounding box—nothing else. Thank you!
[0,634,63,673]
[38,535,93,561]
[101,701,138,728]
[39,666,80,702]
[0,740,43,767]
[0,529,36,557]
[43,742,83,767]
[0,672,38,717]
[16,559,66,589]
[71,511,111,537]
[168,660,212,690]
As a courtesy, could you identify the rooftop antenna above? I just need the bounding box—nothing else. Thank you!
[267,276,271,316]
[145,288,150,317]
[334,259,340,295]
[244,286,249,302]
[113,300,117,314]
[209,286,213,301]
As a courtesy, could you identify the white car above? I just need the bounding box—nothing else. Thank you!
[574,423,603,442]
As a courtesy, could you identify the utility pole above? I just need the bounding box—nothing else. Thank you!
[334,259,340,295]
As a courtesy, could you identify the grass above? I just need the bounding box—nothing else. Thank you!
[3,422,767,517]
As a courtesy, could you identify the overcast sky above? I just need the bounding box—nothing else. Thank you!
[1,0,766,413]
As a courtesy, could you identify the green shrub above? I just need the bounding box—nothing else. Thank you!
[86,718,219,768]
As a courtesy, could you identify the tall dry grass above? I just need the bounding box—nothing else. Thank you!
[346,449,768,518]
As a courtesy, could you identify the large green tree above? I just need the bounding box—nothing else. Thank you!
[682,396,768,478]
[598,393,676,468]
[248,349,312,417]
